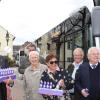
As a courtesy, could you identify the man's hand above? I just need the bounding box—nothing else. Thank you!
[81,88,89,97]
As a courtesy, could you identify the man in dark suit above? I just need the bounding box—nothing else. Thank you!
[75,47,100,100]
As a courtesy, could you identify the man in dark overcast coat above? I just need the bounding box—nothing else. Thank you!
[75,47,100,100]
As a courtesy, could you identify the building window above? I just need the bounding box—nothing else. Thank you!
[67,41,72,50]
[67,57,73,62]
[47,43,50,50]
[74,32,82,48]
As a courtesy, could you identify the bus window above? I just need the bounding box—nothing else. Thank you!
[20,51,25,56]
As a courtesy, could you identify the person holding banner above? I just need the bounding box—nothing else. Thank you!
[40,53,70,100]
[0,57,14,100]
[23,51,47,100]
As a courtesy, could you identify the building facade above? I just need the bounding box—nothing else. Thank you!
[0,25,15,59]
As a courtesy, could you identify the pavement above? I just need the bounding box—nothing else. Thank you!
[11,67,26,100]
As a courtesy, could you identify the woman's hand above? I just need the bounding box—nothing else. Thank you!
[4,77,14,87]
[58,79,65,87]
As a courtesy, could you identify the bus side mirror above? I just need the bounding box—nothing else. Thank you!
[91,6,100,37]
[91,6,100,48]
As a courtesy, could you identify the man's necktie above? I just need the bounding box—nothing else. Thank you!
[92,64,96,69]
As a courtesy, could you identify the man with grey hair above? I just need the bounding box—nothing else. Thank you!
[23,51,47,100]
[18,42,45,75]
[75,47,100,100]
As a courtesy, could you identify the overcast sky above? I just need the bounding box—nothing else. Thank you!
[0,0,94,45]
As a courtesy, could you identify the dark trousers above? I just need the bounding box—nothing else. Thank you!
[0,82,7,100]
[70,94,75,100]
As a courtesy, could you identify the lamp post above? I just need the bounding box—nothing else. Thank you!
[6,31,10,46]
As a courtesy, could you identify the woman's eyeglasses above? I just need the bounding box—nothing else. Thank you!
[49,61,58,64]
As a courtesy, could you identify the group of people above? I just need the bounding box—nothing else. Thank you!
[0,43,100,100]
[22,42,100,100]
[23,43,70,100]
[0,42,98,100]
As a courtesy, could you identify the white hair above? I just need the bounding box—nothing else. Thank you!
[88,47,100,55]
[73,48,84,57]
[29,51,39,60]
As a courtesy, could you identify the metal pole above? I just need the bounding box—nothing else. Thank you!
[63,33,65,69]
[81,8,88,60]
